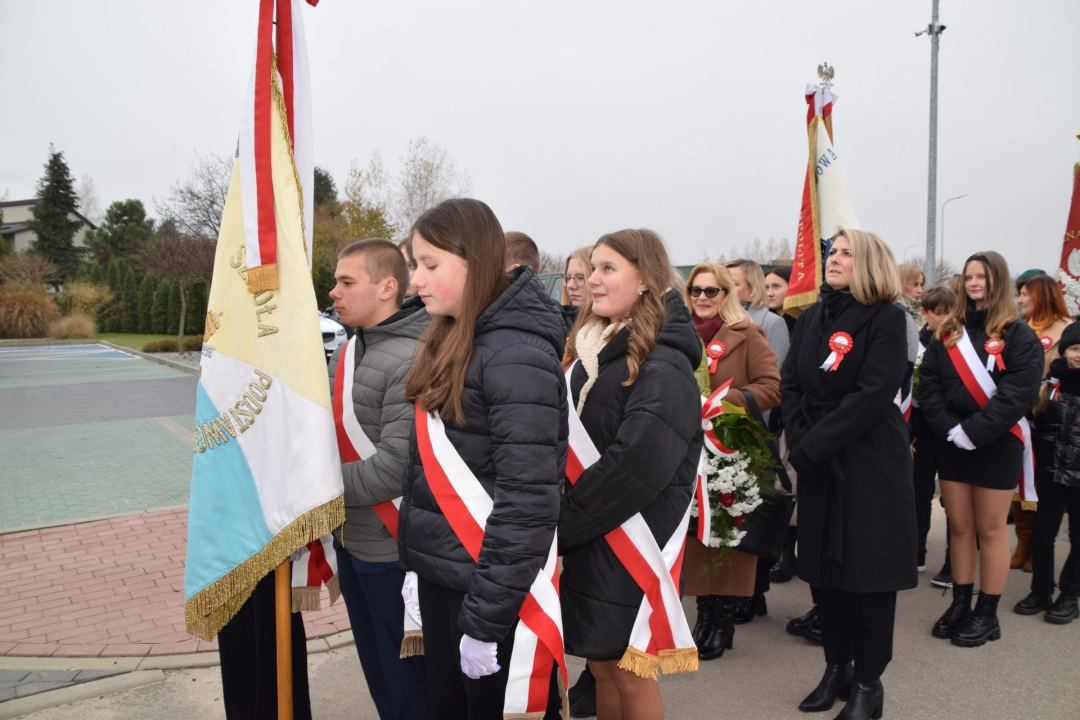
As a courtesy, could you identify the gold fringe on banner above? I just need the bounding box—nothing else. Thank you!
[399,630,424,659]
[269,53,308,258]
[185,496,344,641]
[658,647,699,674]
[291,586,320,613]
[246,264,279,295]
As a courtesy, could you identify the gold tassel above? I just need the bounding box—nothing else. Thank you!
[292,586,322,613]
[1020,500,1038,511]
[658,647,699,674]
[326,574,341,607]
[185,496,344,641]
[247,264,279,294]
[617,646,661,681]
[399,630,424,659]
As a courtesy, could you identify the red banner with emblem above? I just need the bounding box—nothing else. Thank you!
[1056,146,1080,316]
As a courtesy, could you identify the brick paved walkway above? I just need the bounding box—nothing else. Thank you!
[0,507,349,658]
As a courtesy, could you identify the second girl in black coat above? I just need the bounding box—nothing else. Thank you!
[560,229,703,720]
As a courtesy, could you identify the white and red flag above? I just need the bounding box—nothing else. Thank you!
[1056,139,1080,315]
[785,84,860,312]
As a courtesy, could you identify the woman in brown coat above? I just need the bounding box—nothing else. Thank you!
[681,263,780,661]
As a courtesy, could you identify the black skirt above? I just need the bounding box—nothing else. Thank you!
[937,432,1023,490]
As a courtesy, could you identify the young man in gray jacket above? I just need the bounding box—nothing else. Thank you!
[327,239,429,719]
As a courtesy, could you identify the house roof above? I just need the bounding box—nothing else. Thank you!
[0,198,97,230]
[0,222,31,234]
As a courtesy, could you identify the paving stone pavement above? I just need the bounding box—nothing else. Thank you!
[0,344,197,532]
[0,507,349,658]
[0,668,126,701]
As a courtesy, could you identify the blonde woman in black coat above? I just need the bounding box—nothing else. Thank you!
[780,229,916,720]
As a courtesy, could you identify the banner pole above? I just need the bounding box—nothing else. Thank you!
[275,560,293,720]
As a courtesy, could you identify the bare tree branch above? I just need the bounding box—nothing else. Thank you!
[138,227,216,352]
[391,137,472,236]
[154,150,233,241]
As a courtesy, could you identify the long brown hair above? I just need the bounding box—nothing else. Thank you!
[405,199,510,425]
[939,251,1018,347]
[1018,274,1071,335]
[566,229,675,386]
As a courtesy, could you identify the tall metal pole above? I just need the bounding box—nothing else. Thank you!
[940,193,967,269]
[917,1,946,286]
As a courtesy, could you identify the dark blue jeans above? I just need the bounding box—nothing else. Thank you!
[335,543,428,720]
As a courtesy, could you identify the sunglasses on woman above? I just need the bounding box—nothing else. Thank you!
[689,286,723,298]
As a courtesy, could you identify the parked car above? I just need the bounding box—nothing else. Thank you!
[320,315,347,362]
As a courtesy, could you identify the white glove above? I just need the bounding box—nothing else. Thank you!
[948,424,976,451]
[459,634,500,679]
[401,571,422,628]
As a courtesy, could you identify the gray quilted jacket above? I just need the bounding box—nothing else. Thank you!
[328,296,429,562]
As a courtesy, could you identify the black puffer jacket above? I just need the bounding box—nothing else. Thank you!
[559,291,704,660]
[1034,359,1080,489]
[398,267,568,644]
[919,304,1043,446]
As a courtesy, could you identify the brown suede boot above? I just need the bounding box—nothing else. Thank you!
[1011,503,1035,570]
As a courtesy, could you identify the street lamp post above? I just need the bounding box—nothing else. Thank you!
[916,0,947,286]
[940,193,968,270]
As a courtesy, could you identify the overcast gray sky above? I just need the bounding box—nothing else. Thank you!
[3,0,1078,277]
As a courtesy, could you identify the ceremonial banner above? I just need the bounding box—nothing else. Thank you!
[1056,140,1080,316]
[184,0,343,641]
[786,84,860,311]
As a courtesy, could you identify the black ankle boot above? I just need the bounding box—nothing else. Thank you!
[693,595,718,646]
[1013,591,1054,616]
[835,679,884,720]
[798,662,853,712]
[698,598,735,660]
[952,591,1002,647]
[1045,592,1080,624]
[732,596,755,624]
[932,583,973,638]
[771,530,798,583]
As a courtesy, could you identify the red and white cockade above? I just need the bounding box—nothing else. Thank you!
[984,338,1006,372]
[705,342,727,374]
[820,331,853,372]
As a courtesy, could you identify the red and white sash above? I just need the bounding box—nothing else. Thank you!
[290,534,340,611]
[565,362,698,679]
[415,406,567,718]
[945,332,1037,503]
[332,337,421,650]
[696,380,737,546]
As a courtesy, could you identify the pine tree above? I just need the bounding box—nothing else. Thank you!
[185,281,208,338]
[121,269,139,333]
[105,259,121,292]
[85,199,154,267]
[167,282,181,335]
[88,260,104,284]
[100,259,122,331]
[28,146,84,282]
[75,264,89,282]
[152,280,171,334]
[137,273,155,334]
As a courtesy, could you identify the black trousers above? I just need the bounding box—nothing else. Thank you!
[217,571,312,720]
[1031,482,1080,597]
[816,586,897,684]
[335,546,429,720]
[910,407,937,564]
[418,576,560,720]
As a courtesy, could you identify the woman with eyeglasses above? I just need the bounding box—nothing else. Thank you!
[681,263,780,662]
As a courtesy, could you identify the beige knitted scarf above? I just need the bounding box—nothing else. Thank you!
[573,320,624,415]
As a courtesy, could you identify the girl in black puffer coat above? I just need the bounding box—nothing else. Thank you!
[560,229,703,720]
[399,199,568,719]
[1013,321,1080,624]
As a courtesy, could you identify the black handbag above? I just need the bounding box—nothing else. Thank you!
[732,389,796,563]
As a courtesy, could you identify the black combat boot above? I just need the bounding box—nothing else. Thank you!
[932,583,973,638]
[951,591,1002,647]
